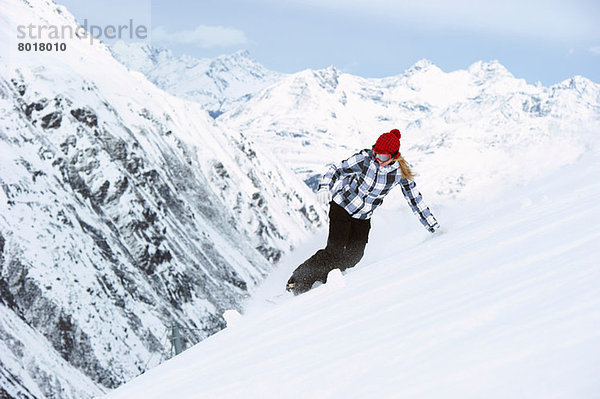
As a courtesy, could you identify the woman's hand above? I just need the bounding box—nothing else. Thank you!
[430,226,445,236]
[317,188,332,204]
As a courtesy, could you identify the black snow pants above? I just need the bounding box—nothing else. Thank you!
[287,201,371,295]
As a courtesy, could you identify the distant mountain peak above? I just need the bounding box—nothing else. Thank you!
[412,58,434,70]
[110,43,284,116]
[231,49,252,58]
[467,60,513,78]
[314,65,342,78]
[212,49,258,66]
[402,59,442,77]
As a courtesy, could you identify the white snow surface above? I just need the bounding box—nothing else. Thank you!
[106,152,600,398]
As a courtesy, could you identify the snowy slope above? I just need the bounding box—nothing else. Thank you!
[0,0,324,397]
[106,150,600,399]
[110,42,284,118]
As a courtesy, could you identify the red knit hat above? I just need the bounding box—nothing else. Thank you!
[373,129,401,156]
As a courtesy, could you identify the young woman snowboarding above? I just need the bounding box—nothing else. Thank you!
[286,129,440,295]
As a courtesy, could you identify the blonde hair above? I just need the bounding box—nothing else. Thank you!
[396,155,415,180]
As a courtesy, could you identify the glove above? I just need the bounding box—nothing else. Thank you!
[317,188,332,204]
[429,224,444,235]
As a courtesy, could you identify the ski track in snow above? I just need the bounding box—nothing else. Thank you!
[106,154,600,399]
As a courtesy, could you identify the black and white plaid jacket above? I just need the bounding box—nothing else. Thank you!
[318,149,440,232]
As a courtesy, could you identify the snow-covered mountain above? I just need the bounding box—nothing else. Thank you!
[2,0,599,397]
[106,150,600,399]
[114,43,600,199]
[110,42,284,118]
[0,0,323,397]
[218,60,600,197]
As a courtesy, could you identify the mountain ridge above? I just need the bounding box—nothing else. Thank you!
[110,41,284,118]
[214,55,599,198]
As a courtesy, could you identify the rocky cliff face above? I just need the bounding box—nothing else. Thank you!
[0,0,323,397]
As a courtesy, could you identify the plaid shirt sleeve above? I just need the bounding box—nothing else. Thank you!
[318,151,367,191]
[400,178,440,233]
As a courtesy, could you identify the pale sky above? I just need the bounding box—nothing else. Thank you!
[57,0,600,85]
